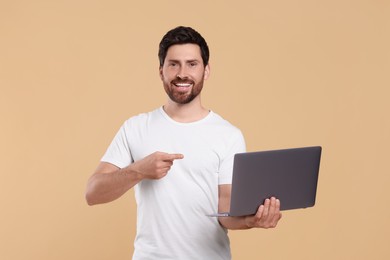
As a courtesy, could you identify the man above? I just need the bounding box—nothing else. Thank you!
[86,26,282,259]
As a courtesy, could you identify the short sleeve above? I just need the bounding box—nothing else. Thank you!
[218,130,246,184]
[101,121,133,169]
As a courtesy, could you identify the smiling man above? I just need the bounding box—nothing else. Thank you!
[161,43,207,105]
[86,26,282,260]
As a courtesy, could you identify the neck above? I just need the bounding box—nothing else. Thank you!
[163,96,209,123]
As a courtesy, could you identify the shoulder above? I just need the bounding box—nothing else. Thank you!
[205,111,246,149]
[122,107,161,128]
[209,111,242,135]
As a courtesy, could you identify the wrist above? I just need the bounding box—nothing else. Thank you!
[122,164,144,182]
[244,216,252,229]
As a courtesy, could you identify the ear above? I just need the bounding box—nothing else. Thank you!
[204,63,210,80]
[159,66,163,80]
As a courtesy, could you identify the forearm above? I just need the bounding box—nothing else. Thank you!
[217,184,282,230]
[219,204,282,230]
[85,165,142,205]
[86,152,183,205]
[217,184,250,230]
[218,216,250,230]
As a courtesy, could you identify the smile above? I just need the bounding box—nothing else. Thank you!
[174,83,193,87]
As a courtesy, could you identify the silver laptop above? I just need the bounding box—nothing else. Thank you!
[208,146,322,217]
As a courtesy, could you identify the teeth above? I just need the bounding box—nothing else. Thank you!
[175,83,192,87]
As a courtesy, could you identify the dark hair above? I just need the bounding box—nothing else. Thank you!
[158,26,209,67]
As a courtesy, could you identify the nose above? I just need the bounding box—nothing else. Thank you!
[176,66,188,79]
[176,74,187,80]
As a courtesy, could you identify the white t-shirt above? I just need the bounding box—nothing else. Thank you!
[102,107,246,260]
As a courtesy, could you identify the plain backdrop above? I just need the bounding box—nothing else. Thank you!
[1,0,389,259]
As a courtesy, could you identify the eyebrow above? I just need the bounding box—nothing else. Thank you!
[167,59,201,63]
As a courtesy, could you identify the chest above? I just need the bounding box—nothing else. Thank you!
[128,122,226,175]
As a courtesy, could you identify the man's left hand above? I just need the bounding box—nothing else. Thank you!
[244,197,282,229]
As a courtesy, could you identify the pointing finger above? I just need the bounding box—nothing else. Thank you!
[165,153,184,161]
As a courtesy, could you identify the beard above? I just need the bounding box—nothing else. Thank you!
[163,77,204,105]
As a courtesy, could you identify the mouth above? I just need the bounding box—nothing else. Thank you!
[172,81,194,91]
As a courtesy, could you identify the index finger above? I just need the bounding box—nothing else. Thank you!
[164,153,184,161]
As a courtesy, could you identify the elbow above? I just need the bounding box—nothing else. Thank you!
[85,189,96,206]
[85,191,96,206]
[85,178,99,206]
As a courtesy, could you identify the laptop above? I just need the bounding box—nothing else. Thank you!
[208,146,322,217]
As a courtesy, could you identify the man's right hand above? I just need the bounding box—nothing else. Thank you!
[132,151,184,180]
[86,151,184,205]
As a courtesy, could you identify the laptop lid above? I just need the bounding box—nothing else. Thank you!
[228,146,322,217]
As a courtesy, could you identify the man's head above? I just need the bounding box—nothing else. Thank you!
[158,26,209,68]
[158,26,210,105]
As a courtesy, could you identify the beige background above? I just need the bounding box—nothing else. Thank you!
[1,0,389,259]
